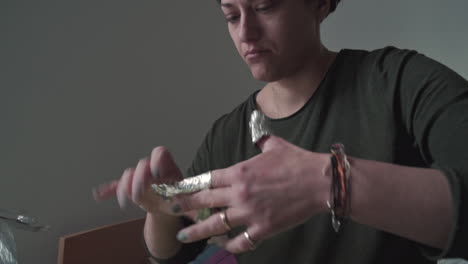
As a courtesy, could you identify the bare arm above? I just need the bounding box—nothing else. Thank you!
[172,136,456,254]
[94,147,198,259]
[143,212,183,258]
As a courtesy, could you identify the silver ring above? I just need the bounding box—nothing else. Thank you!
[219,211,232,231]
[243,231,256,250]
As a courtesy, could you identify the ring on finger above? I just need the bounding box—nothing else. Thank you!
[243,231,257,250]
[219,211,232,231]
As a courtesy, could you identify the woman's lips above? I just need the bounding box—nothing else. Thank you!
[245,50,270,60]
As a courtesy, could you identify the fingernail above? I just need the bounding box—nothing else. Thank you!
[177,231,188,242]
[171,204,181,214]
[92,187,106,201]
[92,188,101,202]
[117,191,128,210]
[94,184,105,193]
[151,167,160,179]
[125,168,133,175]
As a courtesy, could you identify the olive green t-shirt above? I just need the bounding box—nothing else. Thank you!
[188,47,468,263]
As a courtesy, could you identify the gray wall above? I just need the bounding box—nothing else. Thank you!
[1,0,467,263]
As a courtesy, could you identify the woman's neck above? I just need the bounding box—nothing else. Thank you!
[257,47,337,119]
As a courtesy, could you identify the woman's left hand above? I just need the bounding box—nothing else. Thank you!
[172,135,331,253]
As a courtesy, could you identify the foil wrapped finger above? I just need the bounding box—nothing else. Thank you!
[151,171,212,198]
[150,110,270,221]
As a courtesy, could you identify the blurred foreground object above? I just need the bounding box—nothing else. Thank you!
[57,218,150,264]
[0,209,49,264]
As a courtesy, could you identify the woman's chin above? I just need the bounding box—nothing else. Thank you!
[250,66,281,82]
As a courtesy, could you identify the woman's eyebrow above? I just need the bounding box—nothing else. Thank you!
[221,3,234,8]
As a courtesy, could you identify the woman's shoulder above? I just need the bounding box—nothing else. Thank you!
[210,90,259,133]
[339,46,420,69]
[342,46,416,58]
[337,46,455,85]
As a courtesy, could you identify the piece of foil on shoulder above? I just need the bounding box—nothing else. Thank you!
[151,171,212,198]
[249,110,272,144]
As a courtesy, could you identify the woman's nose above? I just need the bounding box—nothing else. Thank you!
[238,12,261,43]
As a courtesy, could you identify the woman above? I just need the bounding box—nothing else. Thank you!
[95,0,468,263]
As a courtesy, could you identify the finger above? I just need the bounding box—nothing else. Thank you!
[210,159,258,188]
[172,187,232,214]
[256,135,286,153]
[116,168,134,209]
[223,225,263,254]
[210,167,240,188]
[92,180,119,201]
[131,158,152,204]
[150,146,183,183]
[207,235,229,246]
[176,209,245,243]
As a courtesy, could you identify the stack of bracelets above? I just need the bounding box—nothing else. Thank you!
[327,143,351,232]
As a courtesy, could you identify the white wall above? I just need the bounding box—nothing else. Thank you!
[1,0,467,263]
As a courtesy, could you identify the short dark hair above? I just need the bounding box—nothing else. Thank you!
[329,0,341,13]
[216,0,342,14]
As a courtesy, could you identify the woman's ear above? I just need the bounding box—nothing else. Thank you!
[316,0,332,22]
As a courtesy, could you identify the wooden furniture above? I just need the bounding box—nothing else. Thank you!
[57,218,151,264]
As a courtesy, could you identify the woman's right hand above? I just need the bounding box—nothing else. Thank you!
[93,146,188,217]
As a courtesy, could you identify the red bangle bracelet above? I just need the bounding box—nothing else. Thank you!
[327,143,351,232]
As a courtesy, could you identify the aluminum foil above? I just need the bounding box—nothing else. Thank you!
[151,171,212,198]
[0,209,49,233]
[151,110,271,199]
[150,110,271,221]
[249,110,272,144]
[0,219,17,264]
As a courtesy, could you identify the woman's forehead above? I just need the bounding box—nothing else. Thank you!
[220,0,269,6]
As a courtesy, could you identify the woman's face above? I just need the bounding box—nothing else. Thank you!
[220,0,327,82]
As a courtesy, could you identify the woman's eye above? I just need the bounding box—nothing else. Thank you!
[225,15,240,23]
[255,3,273,12]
